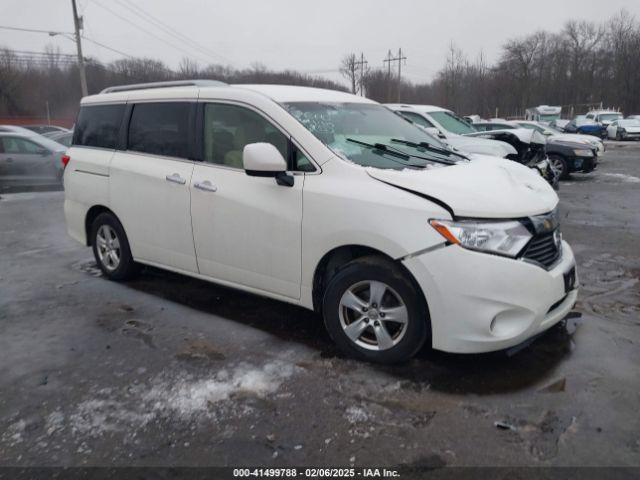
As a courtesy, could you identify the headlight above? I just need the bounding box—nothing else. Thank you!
[429,219,532,257]
[574,149,593,157]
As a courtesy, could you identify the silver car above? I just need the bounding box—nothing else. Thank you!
[0,131,67,191]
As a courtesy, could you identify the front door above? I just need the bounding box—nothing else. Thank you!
[190,102,303,299]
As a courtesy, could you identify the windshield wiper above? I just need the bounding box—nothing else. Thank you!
[390,138,468,161]
[346,138,411,160]
[348,138,457,166]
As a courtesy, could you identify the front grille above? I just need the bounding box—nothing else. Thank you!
[522,231,561,268]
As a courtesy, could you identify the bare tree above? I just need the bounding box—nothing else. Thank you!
[340,53,358,94]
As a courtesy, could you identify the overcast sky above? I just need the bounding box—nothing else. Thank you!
[1,0,638,85]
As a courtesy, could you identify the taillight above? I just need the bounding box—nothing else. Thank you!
[61,154,70,169]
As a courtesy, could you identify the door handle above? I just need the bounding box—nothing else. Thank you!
[165,173,186,185]
[194,180,217,192]
[6,158,13,162]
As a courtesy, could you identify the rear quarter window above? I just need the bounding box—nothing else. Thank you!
[73,104,125,149]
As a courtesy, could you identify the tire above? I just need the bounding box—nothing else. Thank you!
[90,212,139,281]
[322,256,429,364]
[548,154,569,180]
[616,131,623,141]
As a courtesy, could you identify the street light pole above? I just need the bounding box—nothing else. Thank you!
[71,0,88,96]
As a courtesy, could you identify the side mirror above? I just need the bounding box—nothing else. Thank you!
[243,142,294,187]
[424,127,445,139]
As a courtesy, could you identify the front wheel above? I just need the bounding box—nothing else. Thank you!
[322,256,429,364]
[90,212,139,281]
[548,154,569,180]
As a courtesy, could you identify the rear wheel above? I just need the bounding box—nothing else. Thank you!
[548,154,569,180]
[322,256,429,364]
[90,212,139,280]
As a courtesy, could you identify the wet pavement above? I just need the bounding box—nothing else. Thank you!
[0,142,639,468]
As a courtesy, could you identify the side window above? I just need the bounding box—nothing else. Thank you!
[400,111,435,128]
[19,139,43,153]
[203,103,287,169]
[586,114,594,119]
[74,104,125,149]
[0,137,41,154]
[1,137,23,153]
[291,144,315,172]
[128,102,191,159]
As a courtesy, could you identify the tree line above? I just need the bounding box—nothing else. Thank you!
[352,9,640,117]
[1,9,638,122]
[0,53,346,120]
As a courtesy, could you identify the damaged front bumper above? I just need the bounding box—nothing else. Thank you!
[402,240,579,354]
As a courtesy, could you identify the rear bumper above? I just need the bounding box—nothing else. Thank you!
[403,241,578,353]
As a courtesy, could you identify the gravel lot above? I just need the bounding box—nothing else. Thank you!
[0,142,639,469]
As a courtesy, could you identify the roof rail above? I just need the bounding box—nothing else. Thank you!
[100,79,226,94]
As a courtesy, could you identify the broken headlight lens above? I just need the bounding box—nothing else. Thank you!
[429,219,533,257]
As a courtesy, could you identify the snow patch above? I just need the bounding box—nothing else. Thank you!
[143,361,296,419]
[601,173,640,183]
[345,406,370,424]
[59,361,297,438]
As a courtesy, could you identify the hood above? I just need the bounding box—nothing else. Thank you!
[621,125,640,133]
[548,133,598,145]
[365,155,558,218]
[464,128,545,145]
[445,136,517,158]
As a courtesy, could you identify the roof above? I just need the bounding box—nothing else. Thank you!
[587,109,621,114]
[0,131,67,150]
[385,103,451,113]
[232,84,373,104]
[83,81,372,106]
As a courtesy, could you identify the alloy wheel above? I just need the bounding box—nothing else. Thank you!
[96,224,121,271]
[549,156,565,179]
[338,280,408,351]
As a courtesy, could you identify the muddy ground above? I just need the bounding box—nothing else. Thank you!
[0,143,639,469]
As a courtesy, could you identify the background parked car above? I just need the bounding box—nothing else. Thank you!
[546,140,598,180]
[606,119,640,140]
[46,130,74,147]
[585,110,623,127]
[386,104,517,159]
[0,131,66,191]
[549,118,570,131]
[563,115,606,137]
[21,125,70,135]
[512,120,605,155]
[0,124,36,134]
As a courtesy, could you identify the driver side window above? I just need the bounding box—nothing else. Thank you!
[203,103,315,172]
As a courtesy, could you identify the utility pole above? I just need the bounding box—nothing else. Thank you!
[71,0,88,96]
[383,50,393,102]
[354,53,368,96]
[383,48,407,102]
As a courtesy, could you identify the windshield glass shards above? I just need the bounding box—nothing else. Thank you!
[284,102,461,170]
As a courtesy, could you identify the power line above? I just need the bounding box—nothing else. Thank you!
[0,25,73,36]
[90,0,213,65]
[114,0,234,65]
[82,35,132,58]
[0,24,130,61]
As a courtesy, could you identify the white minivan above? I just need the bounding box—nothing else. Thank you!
[63,80,578,363]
